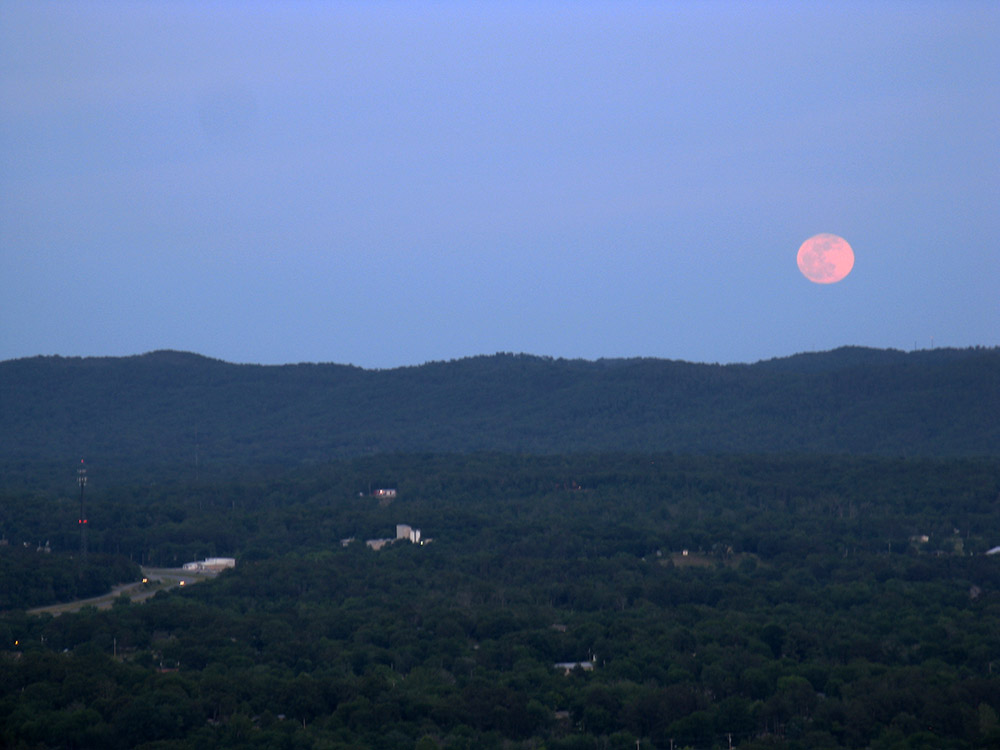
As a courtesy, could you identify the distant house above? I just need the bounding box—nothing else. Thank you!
[373,489,397,499]
[554,661,595,675]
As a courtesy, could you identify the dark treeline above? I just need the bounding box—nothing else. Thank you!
[2,346,997,472]
[0,548,139,611]
[3,453,1000,749]
[4,453,1000,566]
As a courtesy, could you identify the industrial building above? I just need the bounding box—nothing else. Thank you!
[364,524,426,550]
[182,557,236,573]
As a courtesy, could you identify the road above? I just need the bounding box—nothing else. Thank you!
[26,567,211,617]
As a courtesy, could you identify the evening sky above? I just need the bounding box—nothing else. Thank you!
[2,1,997,367]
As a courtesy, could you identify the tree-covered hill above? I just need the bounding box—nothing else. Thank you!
[1,346,997,468]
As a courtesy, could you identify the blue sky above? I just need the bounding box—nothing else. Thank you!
[2,1,997,368]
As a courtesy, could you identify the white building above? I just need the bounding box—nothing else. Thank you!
[396,524,421,543]
[365,524,425,551]
[182,557,236,572]
[554,661,595,675]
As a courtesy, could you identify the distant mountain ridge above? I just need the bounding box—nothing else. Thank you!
[1,347,997,466]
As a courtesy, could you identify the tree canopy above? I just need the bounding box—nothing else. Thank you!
[3,452,1000,749]
[2,347,997,473]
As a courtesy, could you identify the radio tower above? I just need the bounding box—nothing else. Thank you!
[78,459,88,559]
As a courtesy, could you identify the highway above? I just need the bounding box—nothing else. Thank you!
[26,566,210,617]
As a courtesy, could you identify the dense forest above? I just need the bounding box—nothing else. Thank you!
[1,347,997,471]
[3,453,1000,749]
[2,347,999,748]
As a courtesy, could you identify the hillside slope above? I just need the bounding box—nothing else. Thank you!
[1,347,997,466]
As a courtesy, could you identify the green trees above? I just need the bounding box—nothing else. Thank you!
[2,452,1000,748]
[0,546,139,610]
[3,348,998,470]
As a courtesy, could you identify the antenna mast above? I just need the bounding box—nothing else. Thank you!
[78,459,88,559]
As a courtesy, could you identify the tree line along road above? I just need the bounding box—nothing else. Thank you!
[25,567,210,617]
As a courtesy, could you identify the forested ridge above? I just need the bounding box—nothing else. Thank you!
[3,453,1000,749]
[2,346,997,470]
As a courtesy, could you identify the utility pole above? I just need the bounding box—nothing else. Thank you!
[78,459,88,559]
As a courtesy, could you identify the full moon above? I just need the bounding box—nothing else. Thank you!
[797,233,854,284]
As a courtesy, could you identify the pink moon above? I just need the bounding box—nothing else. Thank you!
[797,233,854,284]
